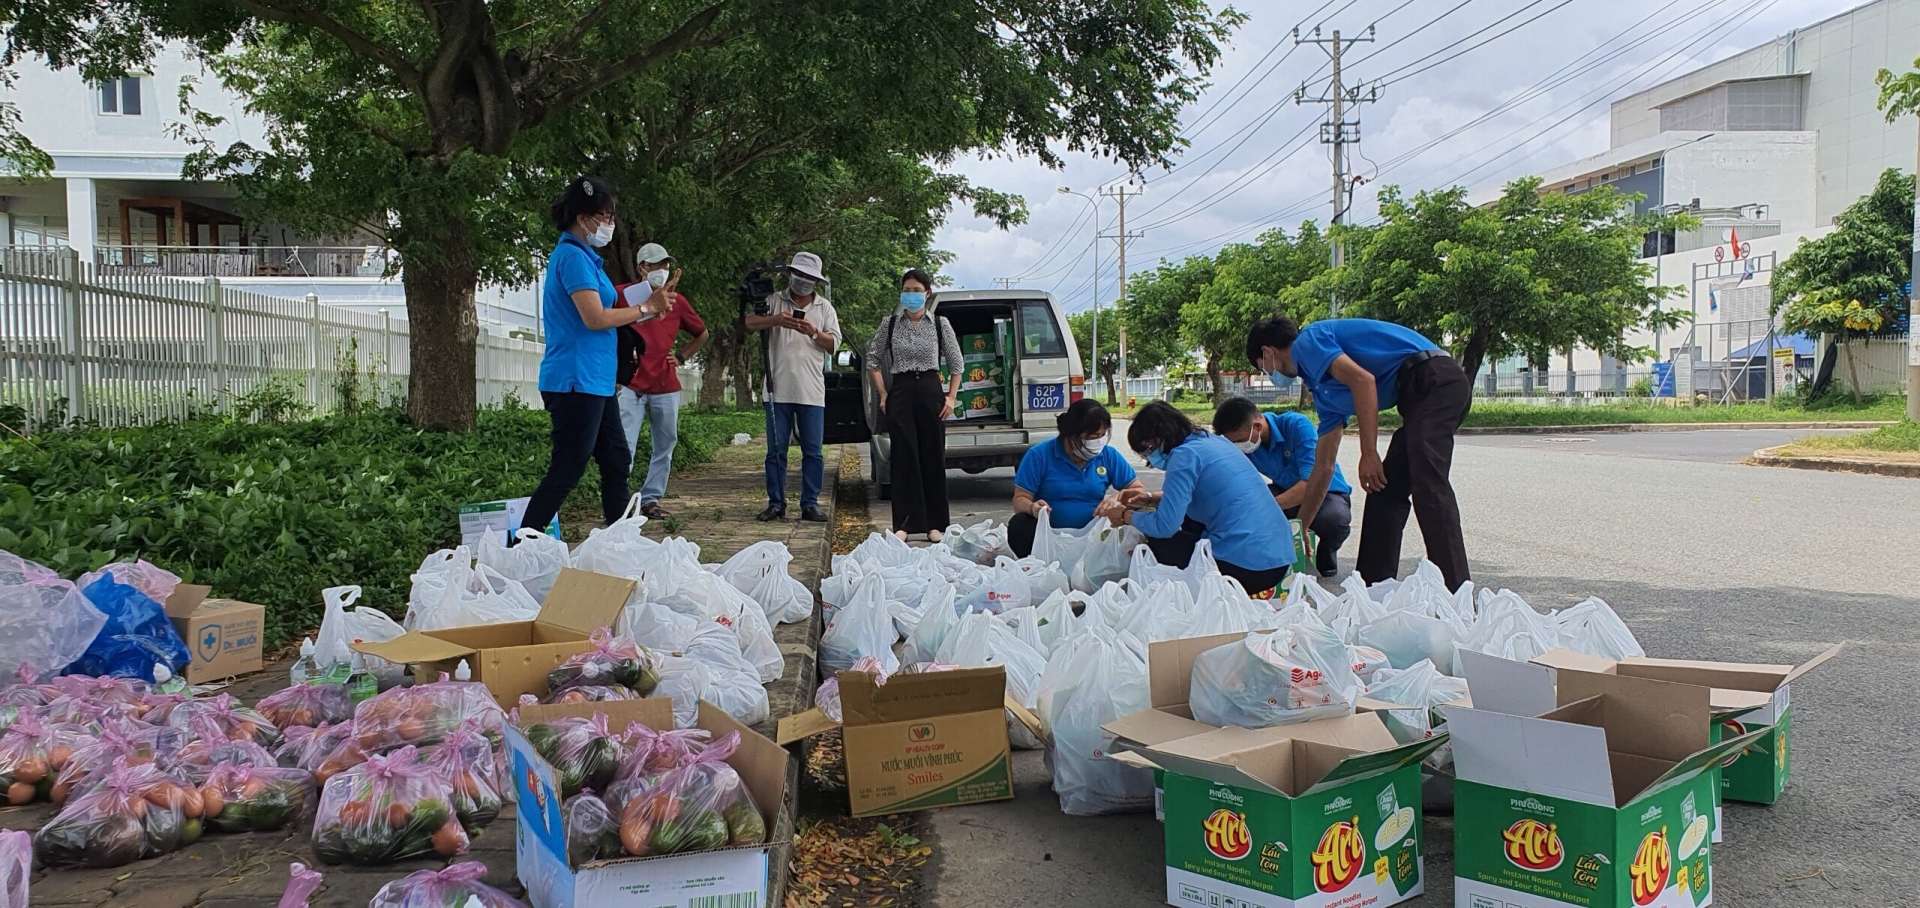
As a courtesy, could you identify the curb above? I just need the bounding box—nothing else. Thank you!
[1454,421,1895,436]
[1748,444,1920,478]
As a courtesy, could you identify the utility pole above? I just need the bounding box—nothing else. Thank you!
[992,277,1018,289]
[1909,116,1919,422]
[1295,26,1379,317]
[1099,182,1144,402]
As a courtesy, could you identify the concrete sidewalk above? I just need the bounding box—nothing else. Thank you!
[8,437,836,907]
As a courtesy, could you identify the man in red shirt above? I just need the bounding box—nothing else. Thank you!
[614,243,709,519]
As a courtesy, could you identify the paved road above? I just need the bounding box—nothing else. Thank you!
[868,426,1920,907]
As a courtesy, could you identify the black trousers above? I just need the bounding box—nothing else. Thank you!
[523,390,631,533]
[886,371,950,534]
[1006,510,1039,559]
[1283,489,1353,573]
[1143,517,1289,597]
[1355,356,1472,590]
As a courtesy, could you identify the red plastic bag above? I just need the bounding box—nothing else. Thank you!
[166,693,284,750]
[257,683,354,730]
[422,718,504,830]
[352,675,504,754]
[369,861,525,908]
[522,714,622,798]
[278,862,323,908]
[312,746,465,865]
[197,763,314,833]
[617,731,765,857]
[546,628,658,699]
[0,712,80,805]
[34,758,203,868]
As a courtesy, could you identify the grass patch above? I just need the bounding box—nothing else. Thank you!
[1108,392,1906,428]
[1776,421,1920,461]
[0,403,765,648]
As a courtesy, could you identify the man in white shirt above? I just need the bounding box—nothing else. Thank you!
[743,251,841,521]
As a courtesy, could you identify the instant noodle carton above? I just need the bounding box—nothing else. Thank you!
[1531,643,1841,808]
[1450,654,1769,908]
[1123,714,1443,908]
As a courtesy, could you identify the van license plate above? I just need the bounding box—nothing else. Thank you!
[1026,383,1065,411]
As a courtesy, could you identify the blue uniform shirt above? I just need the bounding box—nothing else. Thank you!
[1013,437,1138,529]
[1289,319,1440,432]
[1247,411,1352,496]
[1132,432,1291,571]
[538,232,619,396]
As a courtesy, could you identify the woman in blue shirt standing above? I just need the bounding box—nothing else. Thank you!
[1006,399,1144,557]
[521,176,675,534]
[1102,401,1293,596]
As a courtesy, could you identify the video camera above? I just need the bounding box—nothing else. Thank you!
[734,262,781,318]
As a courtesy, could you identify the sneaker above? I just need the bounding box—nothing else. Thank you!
[756,505,786,522]
[800,506,829,523]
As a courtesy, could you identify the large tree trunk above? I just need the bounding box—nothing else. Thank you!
[1844,336,1863,405]
[1206,360,1225,405]
[1103,367,1119,405]
[401,231,481,431]
[732,336,756,408]
[1458,326,1492,389]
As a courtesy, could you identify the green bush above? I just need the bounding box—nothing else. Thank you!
[0,404,763,648]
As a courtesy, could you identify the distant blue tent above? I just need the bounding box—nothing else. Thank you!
[1729,333,1815,361]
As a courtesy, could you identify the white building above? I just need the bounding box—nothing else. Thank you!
[1470,0,1917,397]
[0,46,541,334]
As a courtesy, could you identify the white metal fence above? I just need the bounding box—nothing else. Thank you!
[1,246,544,427]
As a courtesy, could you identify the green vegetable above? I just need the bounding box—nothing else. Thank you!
[525,723,560,759]
[580,738,620,795]
[724,800,766,846]
[212,802,253,833]
[247,789,294,830]
[181,817,203,845]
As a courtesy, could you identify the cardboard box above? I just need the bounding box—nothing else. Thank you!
[352,568,636,706]
[459,496,561,547]
[958,332,1000,359]
[507,698,791,908]
[1111,712,1442,908]
[956,358,1006,391]
[777,667,1014,817]
[1451,654,1770,908]
[1532,644,1841,807]
[163,584,265,683]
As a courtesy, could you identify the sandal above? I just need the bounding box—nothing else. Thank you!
[640,502,671,520]
[926,529,944,544]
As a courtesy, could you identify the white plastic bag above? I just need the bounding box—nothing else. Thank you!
[650,654,712,728]
[406,547,468,622]
[405,561,542,631]
[902,582,961,665]
[713,541,813,625]
[617,592,700,653]
[821,575,900,674]
[1346,645,1391,683]
[681,624,771,726]
[1283,571,1339,611]
[1002,606,1048,657]
[1555,597,1645,660]
[957,557,1032,614]
[1322,573,1387,643]
[476,528,569,603]
[1029,508,1094,572]
[1185,573,1274,638]
[1015,557,1070,605]
[1070,520,1138,593]
[945,519,1007,566]
[314,585,405,670]
[1364,659,1469,744]
[1037,625,1154,815]
[1115,580,1196,643]
[569,495,658,577]
[1357,609,1462,675]
[1189,623,1361,728]
[939,611,1048,749]
[1033,590,1081,653]
[0,550,107,678]
[1458,589,1562,664]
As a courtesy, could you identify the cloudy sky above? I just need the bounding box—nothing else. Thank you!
[934,0,1861,311]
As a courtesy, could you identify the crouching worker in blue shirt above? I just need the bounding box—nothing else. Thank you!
[1212,397,1352,578]
[1006,399,1144,558]
[1097,401,1294,597]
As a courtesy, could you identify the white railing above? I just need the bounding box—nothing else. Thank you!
[0,246,544,427]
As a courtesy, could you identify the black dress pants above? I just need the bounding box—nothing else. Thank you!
[523,390,631,532]
[1355,355,1472,590]
[886,371,950,534]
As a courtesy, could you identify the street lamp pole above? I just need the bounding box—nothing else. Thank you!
[1058,187,1102,390]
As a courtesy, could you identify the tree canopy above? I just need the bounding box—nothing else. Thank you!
[3,0,1240,428]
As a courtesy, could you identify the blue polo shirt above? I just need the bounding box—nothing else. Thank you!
[1247,411,1352,496]
[1013,437,1138,530]
[538,232,619,396]
[1290,319,1440,432]
[1132,432,1290,571]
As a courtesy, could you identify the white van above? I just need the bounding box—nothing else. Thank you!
[862,290,1084,500]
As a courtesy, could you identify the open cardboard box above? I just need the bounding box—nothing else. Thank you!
[163,584,266,683]
[1532,643,1841,807]
[1450,652,1770,908]
[352,568,637,707]
[777,666,1014,817]
[1104,711,1443,908]
[506,697,792,908]
[1101,632,1413,822]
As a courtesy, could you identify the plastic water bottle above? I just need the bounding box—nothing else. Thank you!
[347,651,378,703]
[289,637,318,686]
[454,659,472,682]
[152,663,188,695]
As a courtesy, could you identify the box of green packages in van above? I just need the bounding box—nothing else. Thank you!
[1142,714,1443,908]
[959,332,1000,360]
[956,359,1005,391]
[1533,643,1842,808]
[954,387,1007,420]
[1451,652,1770,908]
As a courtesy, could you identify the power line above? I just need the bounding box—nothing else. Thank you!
[1375,0,1578,86]
[1008,202,1098,281]
[1348,0,1479,68]
[1136,120,1320,230]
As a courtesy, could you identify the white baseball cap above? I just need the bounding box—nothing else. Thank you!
[788,251,826,281]
[635,243,673,266]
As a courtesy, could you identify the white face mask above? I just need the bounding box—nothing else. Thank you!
[1233,438,1260,454]
[789,276,817,297]
[1081,434,1108,456]
[646,268,669,288]
[586,220,615,248]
